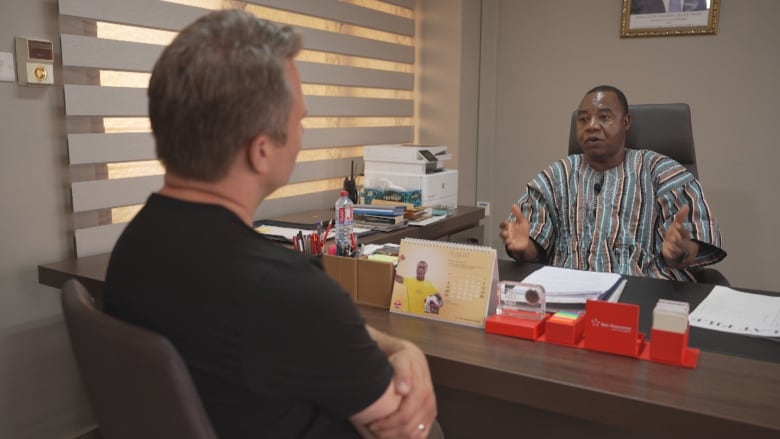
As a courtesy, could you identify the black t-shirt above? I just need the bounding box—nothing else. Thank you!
[104,194,393,438]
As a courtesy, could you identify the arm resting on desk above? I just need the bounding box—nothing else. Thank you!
[364,325,437,438]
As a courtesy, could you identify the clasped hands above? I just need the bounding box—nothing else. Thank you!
[368,341,436,439]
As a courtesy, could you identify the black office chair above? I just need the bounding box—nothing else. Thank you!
[61,279,218,439]
[568,103,728,285]
[568,103,699,176]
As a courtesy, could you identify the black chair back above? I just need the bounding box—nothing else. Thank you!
[568,103,698,178]
[61,279,218,439]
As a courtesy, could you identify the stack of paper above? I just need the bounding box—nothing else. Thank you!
[521,266,623,304]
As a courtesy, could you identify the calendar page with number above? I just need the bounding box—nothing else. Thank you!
[389,238,498,327]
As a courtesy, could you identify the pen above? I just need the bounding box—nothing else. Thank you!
[323,219,333,242]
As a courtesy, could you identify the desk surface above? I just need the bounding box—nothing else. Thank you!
[359,261,780,437]
[361,304,780,436]
[500,262,780,363]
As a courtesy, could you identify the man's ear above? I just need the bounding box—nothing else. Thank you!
[623,112,632,131]
[246,134,272,175]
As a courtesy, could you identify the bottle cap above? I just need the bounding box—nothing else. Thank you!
[340,190,348,196]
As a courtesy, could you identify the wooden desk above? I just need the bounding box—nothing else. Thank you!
[361,305,780,437]
[38,225,780,437]
[38,206,485,305]
[359,260,780,437]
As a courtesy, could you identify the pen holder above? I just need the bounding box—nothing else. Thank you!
[649,328,688,363]
[322,255,394,308]
[644,327,700,368]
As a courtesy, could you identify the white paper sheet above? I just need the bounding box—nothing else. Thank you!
[408,215,447,226]
[689,286,780,338]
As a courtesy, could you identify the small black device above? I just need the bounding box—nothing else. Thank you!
[343,160,358,204]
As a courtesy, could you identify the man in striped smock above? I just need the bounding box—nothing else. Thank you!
[500,85,726,281]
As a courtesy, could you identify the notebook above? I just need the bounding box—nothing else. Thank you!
[389,238,498,327]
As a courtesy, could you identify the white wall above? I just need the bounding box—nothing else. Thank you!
[0,1,95,438]
[478,0,780,291]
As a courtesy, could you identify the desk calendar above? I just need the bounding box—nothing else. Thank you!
[389,238,498,327]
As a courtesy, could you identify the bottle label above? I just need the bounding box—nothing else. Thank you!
[337,206,353,223]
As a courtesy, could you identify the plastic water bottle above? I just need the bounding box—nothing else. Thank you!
[335,190,354,256]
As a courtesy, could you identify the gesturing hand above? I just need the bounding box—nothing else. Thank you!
[500,204,532,254]
[662,205,697,267]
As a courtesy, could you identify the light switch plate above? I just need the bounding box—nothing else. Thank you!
[0,52,15,82]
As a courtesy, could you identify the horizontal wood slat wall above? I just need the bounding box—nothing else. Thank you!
[244,0,414,36]
[68,126,412,165]
[59,0,417,256]
[64,85,413,118]
[380,0,415,9]
[71,158,362,213]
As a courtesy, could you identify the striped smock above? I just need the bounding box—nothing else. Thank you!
[513,149,726,281]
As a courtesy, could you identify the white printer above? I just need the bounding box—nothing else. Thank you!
[363,144,458,209]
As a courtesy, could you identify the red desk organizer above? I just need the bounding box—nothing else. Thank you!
[583,300,645,358]
[484,300,700,368]
[485,314,548,340]
[544,311,585,346]
[640,327,700,368]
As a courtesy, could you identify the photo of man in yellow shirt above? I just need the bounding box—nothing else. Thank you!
[394,257,442,314]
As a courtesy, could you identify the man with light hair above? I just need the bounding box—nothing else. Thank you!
[105,9,441,438]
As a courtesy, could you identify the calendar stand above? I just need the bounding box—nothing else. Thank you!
[389,238,498,328]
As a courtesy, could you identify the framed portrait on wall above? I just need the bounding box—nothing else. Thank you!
[620,0,721,38]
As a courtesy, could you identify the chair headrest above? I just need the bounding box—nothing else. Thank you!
[568,103,698,177]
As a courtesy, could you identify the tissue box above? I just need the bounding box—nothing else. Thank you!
[363,187,423,207]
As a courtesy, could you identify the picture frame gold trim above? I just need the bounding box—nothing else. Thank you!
[620,0,720,38]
